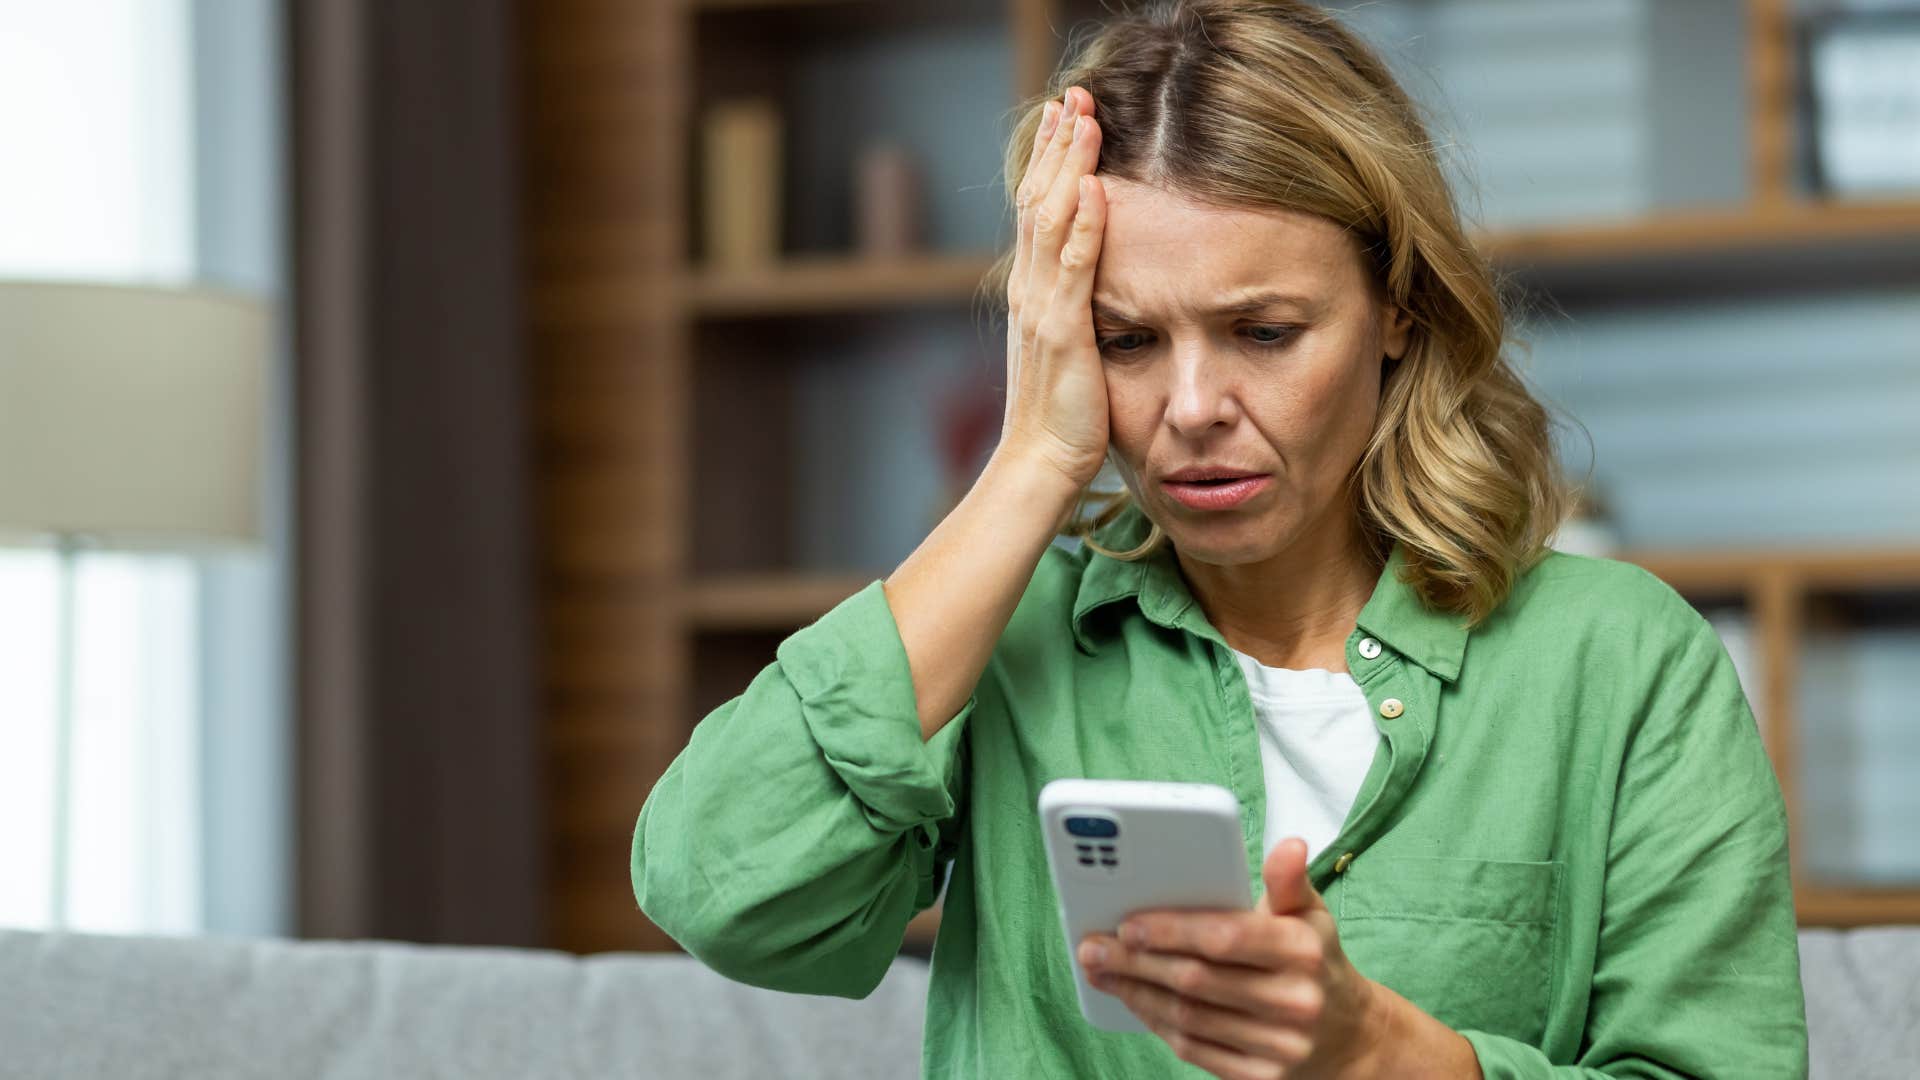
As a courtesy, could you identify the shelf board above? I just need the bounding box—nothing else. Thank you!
[684,573,876,629]
[1478,199,1920,267]
[683,252,997,317]
[1796,883,1920,927]
[1620,546,1920,593]
[679,200,1920,316]
[1481,199,1920,299]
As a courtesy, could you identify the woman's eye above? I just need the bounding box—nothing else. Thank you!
[1246,325,1299,346]
[1095,327,1299,355]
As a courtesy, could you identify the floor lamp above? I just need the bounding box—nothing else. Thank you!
[0,280,267,930]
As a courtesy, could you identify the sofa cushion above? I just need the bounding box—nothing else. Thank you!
[6,926,1918,1078]
[1798,926,1920,1079]
[0,929,931,1079]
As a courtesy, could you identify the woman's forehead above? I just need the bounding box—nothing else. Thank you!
[1094,179,1359,318]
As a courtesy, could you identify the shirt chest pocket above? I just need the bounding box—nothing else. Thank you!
[1335,854,1562,1046]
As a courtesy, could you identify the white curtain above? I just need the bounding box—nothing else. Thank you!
[0,0,204,934]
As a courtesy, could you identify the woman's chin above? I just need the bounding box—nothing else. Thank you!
[1160,511,1290,566]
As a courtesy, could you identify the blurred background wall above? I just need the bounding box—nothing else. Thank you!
[1,0,1915,956]
[1,0,293,938]
[291,0,540,945]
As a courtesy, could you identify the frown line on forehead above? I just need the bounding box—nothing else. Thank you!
[1090,289,1318,325]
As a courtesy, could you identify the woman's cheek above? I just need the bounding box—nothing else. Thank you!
[1102,392,1153,471]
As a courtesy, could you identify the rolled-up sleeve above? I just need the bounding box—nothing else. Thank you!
[1461,606,1809,1078]
[632,580,974,998]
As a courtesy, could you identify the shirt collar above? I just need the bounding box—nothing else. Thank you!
[1069,502,1469,683]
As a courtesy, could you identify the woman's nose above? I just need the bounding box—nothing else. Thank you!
[1163,351,1237,436]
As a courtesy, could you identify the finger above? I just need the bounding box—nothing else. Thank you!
[1007,99,1061,312]
[1051,174,1106,304]
[1035,174,1104,359]
[1007,97,1062,407]
[1025,109,1102,307]
[1119,911,1321,972]
[1262,836,1328,917]
[1015,99,1061,217]
[1096,944,1328,1024]
[1095,972,1314,1070]
[1020,87,1091,301]
[1029,87,1087,218]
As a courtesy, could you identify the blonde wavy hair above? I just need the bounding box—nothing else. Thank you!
[975,0,1578,629]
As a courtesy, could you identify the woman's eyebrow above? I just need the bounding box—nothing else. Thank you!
[1091,290,1315,323]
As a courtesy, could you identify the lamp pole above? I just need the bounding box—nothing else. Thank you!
[47,533,81,930]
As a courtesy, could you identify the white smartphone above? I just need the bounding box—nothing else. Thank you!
[1038,777,1256,1033]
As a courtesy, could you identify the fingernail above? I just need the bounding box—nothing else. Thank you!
[1041,101,1059,132]
[1072,115,1085,139]
[1079,940,1107,967]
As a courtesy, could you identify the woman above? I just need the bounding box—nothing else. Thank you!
[632,2,1809,1077]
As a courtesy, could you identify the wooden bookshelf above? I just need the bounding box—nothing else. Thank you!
[523,0,1920,956]
[1622,547,1920,926]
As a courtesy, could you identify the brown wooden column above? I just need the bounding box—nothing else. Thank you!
[520,0,689,953]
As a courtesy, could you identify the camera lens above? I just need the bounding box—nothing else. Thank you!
[1064,816,1118,838]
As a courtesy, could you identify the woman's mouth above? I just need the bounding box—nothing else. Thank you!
[1160,474,1271,511]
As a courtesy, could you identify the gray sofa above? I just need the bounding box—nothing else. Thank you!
[2,926,1915,1078]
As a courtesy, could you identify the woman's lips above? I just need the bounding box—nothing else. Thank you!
[1161,475,1271,511]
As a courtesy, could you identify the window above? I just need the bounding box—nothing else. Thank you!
[0,0,284,936]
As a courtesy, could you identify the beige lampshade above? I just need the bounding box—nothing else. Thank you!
[0,280,268,548]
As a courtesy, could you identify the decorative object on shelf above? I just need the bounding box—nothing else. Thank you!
[0,279,268,929]
[930,371,1000,531]
[701,98,783,268]
[854,141,926,256]
[1548,482,1621,558]
[1801,3,1920,196]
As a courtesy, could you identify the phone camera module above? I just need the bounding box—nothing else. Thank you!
[1064,816,1118,838]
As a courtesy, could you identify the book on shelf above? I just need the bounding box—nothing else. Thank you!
[701,98,782,269]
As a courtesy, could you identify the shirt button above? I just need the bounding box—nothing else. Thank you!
[1333,852,1355,873]
[1357,637,1382,660]
[1378,698,1404,719]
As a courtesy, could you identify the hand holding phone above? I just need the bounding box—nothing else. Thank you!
[1038,778,1255,1033]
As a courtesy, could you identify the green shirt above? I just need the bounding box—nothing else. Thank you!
[631,505,1809,1078]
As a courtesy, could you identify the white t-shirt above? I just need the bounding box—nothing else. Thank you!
[1228,648,1381,866]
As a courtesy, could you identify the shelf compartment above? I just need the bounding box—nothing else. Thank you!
[1796,587,1920,892]
[684,574,875,629]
